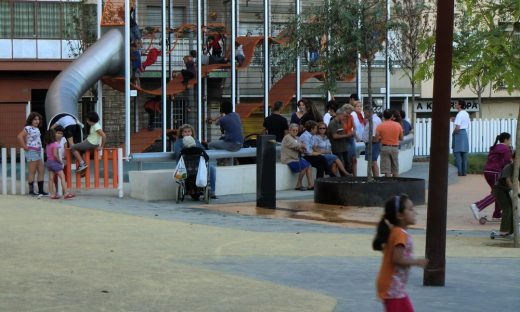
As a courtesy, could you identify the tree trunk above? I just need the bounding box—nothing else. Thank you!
[367,59,373,182]
[512,107,520,247]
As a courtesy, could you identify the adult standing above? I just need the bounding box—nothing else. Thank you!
[290,99,306,130]
[362,106,382,177]
[327,106,352,173]
[351,100,365,142]
[208,102,244,152]
[50,114,82,147]
[323,100,337,126]
[17,112,48,196]
[342,104,357,176]
[300,99,323,126]
[452,99,470,176]
[376,109,403,177]
[470,132,512,220]
[263,101,289,142]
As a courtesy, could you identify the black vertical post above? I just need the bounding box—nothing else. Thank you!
[256,135,276,208]
[423,0,455,286]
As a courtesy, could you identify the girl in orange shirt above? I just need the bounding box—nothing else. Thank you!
[372,194,428,312]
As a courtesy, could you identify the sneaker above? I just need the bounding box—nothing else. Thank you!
[50,195,60,200]
[64,193,75,199]
[39,191,50,197]
[29,190,40,196]
[210,194,218,199]
[470,204,480,220]
[76,163,88,173]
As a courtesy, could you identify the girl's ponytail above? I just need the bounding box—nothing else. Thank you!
[372,217,390,251]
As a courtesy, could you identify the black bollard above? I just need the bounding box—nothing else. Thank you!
[256,135,276,208]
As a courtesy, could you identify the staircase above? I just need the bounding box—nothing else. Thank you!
[127,129,164,153]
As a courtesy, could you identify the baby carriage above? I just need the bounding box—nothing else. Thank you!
[174,146,211,204]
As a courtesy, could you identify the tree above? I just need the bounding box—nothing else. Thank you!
[452,1,492,115]
[389,0,435,114]
[461,0,520,245]
[280,0,389,180]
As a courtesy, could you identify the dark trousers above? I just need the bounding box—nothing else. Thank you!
[493,186,513,234]
[181,70,195,83]
[304,155,330,178]
[334,151,352,174]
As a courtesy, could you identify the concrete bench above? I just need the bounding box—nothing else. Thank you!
[129,164,301,201]
[128,137,415,200]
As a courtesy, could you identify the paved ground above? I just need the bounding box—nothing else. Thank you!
[1,162,519,311]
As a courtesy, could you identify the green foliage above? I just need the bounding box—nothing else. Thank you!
[278,0,388,94]
[453,0,520,94]
[389,0,435,90]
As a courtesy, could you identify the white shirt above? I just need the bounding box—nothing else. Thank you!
[454,110,470,129]
[351,111,365,141]
[323,113,332,126]
[362,114,382,142]
[55,115,77,128]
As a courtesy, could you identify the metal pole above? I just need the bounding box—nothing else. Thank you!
[231,0,236,112]
[125,0,131,158]
[296,0,301,101]
[263,0,269,117]
[385,0,390,109]
[236,0,241,105]
[96,0,103,126]
[161,0,167,152]
[196,0,202,139]
[423,0,455,287]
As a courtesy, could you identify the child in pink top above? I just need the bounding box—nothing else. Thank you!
[46,129,74,200]
[470,132,512,220]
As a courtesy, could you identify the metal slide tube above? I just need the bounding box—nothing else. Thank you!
[45,27,125,125]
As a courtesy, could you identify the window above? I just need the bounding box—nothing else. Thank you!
[0,2,11,39]
[13,2,35,39]
[62,2,80,39]
[38,2,61,39]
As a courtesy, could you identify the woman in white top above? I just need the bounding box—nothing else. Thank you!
[313,122,350,176]
[351,100,365,142]
[452,99,470,176]
[17,112,48,196]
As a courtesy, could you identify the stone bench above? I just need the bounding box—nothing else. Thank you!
[129,164,301,201]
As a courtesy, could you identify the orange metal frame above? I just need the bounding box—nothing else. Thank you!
[65,148,119,189]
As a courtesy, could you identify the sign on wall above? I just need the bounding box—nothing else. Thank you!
[414,99,480,113]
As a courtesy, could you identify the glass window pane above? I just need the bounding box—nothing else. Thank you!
[38,2,60,39]
[62,3,79,39]
[13,2,35,39]
[0,2,11,39]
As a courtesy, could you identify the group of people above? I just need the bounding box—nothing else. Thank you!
[268,95,411,190]
[17,112,106,199]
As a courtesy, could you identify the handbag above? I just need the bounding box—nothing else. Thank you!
[173,157,188,181]
[195,156,208,187]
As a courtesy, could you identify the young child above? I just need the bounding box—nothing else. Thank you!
[52,126,68,192]
[17,112,48,196]
[373,194,428,312]
[70,112,106,173]
[46,129,74,199]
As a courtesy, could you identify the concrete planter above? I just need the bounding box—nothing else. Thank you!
[314,177,425,207]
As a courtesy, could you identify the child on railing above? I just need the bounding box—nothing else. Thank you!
[70,112,106,173]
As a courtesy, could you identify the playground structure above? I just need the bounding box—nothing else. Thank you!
[43,0,359,156]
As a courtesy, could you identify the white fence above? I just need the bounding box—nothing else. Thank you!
[1,147,124,197]
[415,118,517,156]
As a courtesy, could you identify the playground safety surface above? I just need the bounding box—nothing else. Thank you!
[1,163,519,311]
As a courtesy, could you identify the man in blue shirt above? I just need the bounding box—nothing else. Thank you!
[208,102,244,152]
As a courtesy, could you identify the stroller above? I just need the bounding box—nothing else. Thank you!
[175,146,211,204]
